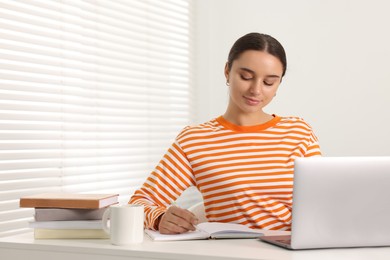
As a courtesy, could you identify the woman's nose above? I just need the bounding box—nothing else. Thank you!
[249,82,262,96]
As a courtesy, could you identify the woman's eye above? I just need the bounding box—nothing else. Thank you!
[264,81,274,86]
[240,75,252,80]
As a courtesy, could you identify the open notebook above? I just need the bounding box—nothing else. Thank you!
[145,222,264,241]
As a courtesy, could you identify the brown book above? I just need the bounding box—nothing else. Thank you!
[20,193,119,209]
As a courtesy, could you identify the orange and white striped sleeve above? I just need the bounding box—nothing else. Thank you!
[304,126,322,157]
[129,138,196,230]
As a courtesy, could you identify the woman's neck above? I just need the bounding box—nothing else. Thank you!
[223,111,274,126]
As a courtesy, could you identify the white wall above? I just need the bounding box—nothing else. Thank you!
[194,0,390,156]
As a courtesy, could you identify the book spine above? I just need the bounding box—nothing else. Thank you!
[34,208,107,221]
[29,220,103,230]
[34,229,109,239]
[20,199,100,209]
[19,193,119,209]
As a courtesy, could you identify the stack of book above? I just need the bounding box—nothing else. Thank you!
[20,193,119,239]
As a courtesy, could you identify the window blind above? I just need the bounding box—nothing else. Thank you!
[0,0,195,237]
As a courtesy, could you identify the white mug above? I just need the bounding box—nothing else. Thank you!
[102,204,144,245]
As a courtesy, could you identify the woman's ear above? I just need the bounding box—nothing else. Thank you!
[224,62,230,83]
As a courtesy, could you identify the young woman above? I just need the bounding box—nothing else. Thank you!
[129,33,321,234]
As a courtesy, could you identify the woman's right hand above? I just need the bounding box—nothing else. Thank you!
[158,206,199,234]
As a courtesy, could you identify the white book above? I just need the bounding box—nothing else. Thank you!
[145,222,264,241]
[34,229,109,239]
[29,220,103,230]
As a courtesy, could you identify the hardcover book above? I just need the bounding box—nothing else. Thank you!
[20,193,118,209]
[34,208,107,221]
[34,228,109,239]
[29,220,103,230]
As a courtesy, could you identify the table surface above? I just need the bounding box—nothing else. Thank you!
[1,231,390,260]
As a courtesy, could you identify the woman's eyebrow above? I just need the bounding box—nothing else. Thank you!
[239,67,280,79]
[239,67,255,74]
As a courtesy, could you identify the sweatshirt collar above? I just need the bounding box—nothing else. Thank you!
[216,115,281,132]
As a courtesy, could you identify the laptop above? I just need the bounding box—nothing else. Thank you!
[260,156,390,250]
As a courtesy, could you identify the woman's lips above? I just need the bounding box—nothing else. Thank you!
[244,96,260,106]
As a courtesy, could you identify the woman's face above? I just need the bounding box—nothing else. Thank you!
[225,50,283,115]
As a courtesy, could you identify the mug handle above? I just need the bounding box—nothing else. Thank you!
[102,207,111,235]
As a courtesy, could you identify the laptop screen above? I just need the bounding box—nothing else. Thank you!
[287,157,390,249]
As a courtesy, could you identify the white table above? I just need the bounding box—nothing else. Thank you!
[1,232,390,260]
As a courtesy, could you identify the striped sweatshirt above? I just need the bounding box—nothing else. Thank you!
[129,115,321,231]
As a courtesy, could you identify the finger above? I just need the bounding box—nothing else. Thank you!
[170,206,199,226]
[159,221,189,234]
[159,211,191,234]
[166,213,196,231]
[168,207,198,230]
[159,207,198,234]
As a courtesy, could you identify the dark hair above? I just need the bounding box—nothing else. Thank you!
[227,33,287,77]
